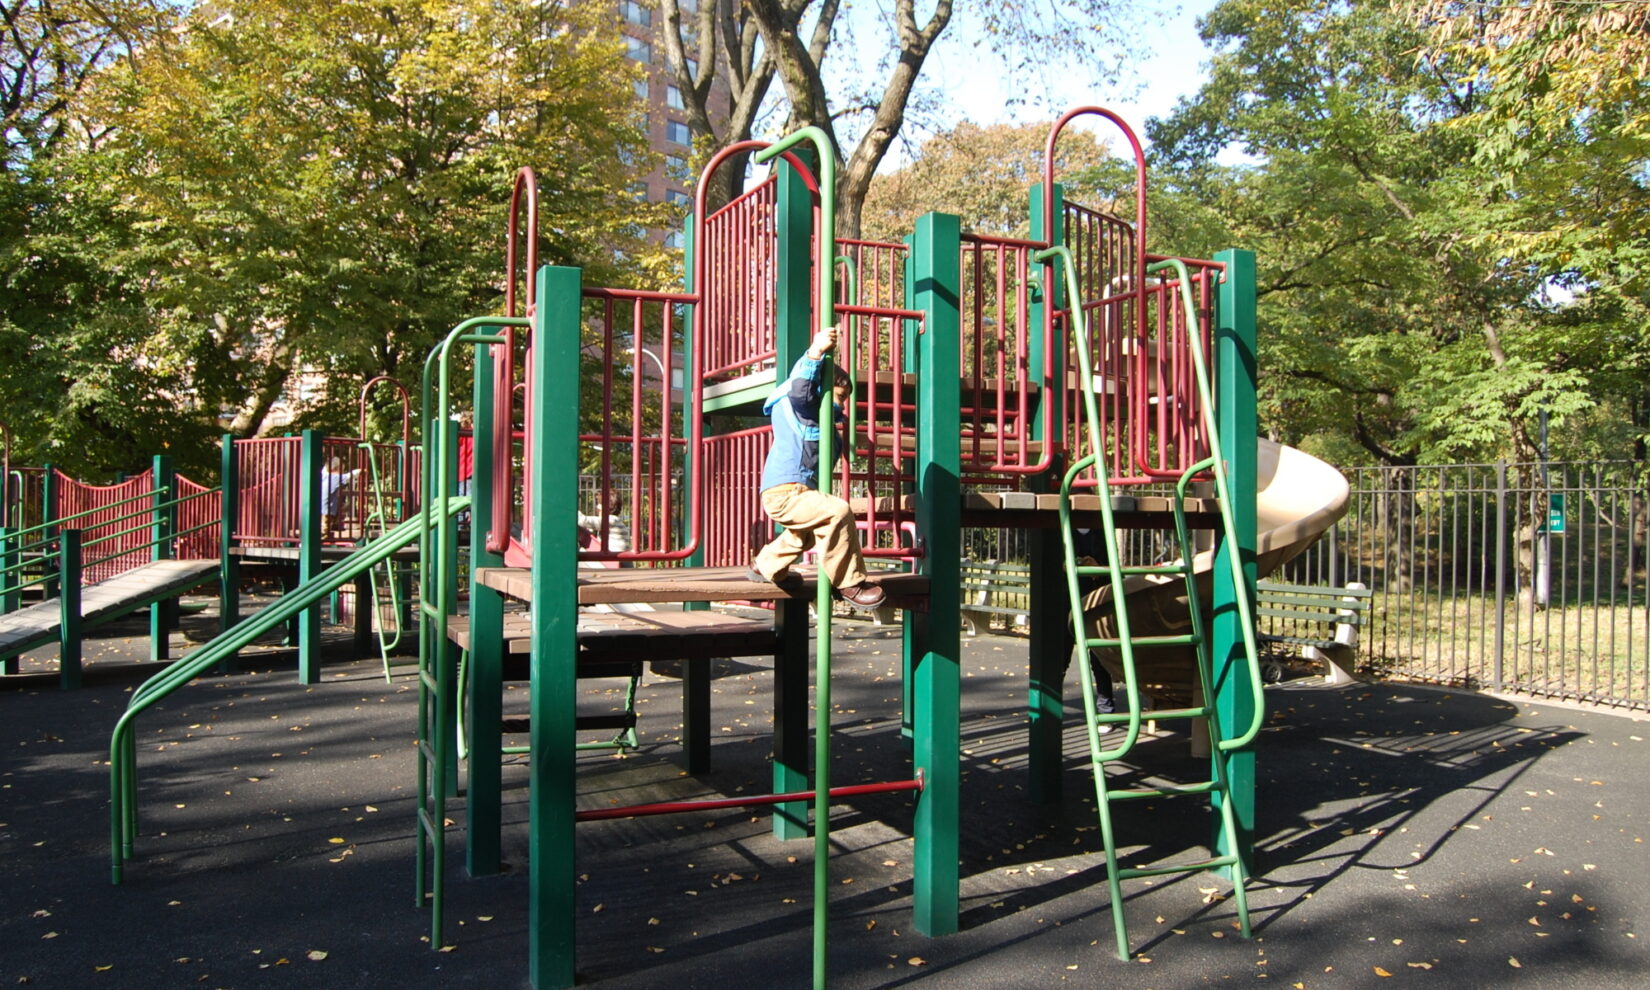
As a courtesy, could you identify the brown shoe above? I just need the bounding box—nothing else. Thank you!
[837,581,886,609]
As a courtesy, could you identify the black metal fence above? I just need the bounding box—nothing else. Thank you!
[1279,461,1650,711]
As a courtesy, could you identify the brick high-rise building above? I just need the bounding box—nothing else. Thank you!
[618,0,732,246]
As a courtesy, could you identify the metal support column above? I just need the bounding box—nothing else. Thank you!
[527,265,583,990]
[1210,248,1259,878]
[910,210,962,936]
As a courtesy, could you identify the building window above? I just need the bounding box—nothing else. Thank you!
[633,77,649,100]
[664,230,683,249]
[680,0,697,12]
[629,181,649,199]
[666,120,691,145]
[684,56,698,78]
[666,84,685,110]
[626,36,651,63]
[665,154,688,180]
[621,1,651,27]
[666,189,690,206]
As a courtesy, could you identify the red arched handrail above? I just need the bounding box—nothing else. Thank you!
[357,375,411,448]
[490,167,538,555]
[1043,107,1151,462]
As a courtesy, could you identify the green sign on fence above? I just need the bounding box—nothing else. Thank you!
[1548,493,1566,535]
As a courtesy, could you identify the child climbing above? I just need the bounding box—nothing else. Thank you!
[749,325,885,609]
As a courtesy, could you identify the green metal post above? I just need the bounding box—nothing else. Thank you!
[218,435,241,672]
[1211,248,1259,878]
[1026,183,1069,804]
[0,525,12,675]
[58,529,82,689]
[528,265,582,990]
[910,211,962,936]
[769,153,817,835]
[1,526,15,614]
[441,415,462,798]
[466,338,506,877]
[678,209,713,771]
[298,429,323,683]
[899,230,918,745]
[150,454,176,662]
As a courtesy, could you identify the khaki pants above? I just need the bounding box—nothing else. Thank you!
[754,482,869,588]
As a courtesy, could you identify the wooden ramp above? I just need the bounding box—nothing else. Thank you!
[0,559,219,683]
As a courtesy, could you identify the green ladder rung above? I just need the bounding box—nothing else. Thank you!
[1087,634,1201,649]
[1074,563,1192,578]
[1106,779,1223,801]
[1097,705,1211,725]
[416,738,440,763]
[415,805,444,839]
[417,669,441,693]
[1117,854,1241,881]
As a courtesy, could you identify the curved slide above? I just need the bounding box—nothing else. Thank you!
[1085,440,1350,695]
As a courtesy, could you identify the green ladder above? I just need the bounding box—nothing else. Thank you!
[1045,250,1265,958]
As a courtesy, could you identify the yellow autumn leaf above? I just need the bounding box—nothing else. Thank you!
[1373,966,1392,977]
[306,950,327,962]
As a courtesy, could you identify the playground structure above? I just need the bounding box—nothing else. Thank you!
[428,108,1348,989]
[0,105,1359,990]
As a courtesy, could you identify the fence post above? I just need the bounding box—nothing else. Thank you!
[150,454,176,662]
[1493,459,1507,691]
[58,529,82,689]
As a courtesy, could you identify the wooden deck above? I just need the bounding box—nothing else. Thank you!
[476,564,929,609]
[850,491,1221,529]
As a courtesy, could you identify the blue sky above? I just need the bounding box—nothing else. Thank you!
[839,0,1221,164]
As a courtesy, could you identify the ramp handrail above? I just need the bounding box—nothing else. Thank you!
[110,498,468,883]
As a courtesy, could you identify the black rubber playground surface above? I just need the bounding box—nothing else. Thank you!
[3,608,1648,989]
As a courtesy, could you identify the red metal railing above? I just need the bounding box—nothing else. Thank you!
[55,470,155,584]
[1048,106,1219,488]
[701,426,771,567]
[233,437,302,545]
[175,474,219,560]
[958,232,1054,481]
[701,176,780,381]
[577,288,697,562]
[835,239,923,557]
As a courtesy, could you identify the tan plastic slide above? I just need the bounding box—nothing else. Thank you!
[1084,439,1351,698]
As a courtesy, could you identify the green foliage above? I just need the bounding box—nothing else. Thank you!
[1146,0,1639,466]
[0,0,662,479]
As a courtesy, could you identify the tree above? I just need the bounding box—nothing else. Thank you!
[0,0,661,477]
[1148,0,1597,470]
[656,0,1141,236]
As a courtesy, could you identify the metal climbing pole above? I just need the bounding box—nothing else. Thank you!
[752,125,839,990]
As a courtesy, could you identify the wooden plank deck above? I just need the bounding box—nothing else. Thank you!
[475,564,929,608]
[0,559,220,659]
[850,491,1221,529]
